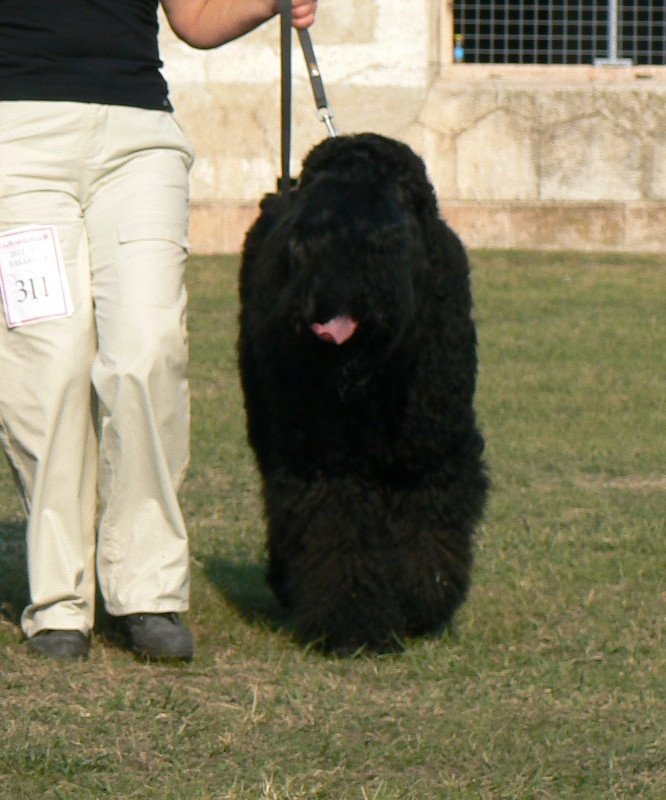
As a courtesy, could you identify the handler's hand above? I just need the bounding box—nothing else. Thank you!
[288,0,317,29]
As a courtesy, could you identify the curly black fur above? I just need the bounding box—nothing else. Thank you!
[239,133,488,653]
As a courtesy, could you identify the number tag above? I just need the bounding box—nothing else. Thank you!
[0,225,73,327]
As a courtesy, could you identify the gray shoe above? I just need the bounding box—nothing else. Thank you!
[114,612,194,660]
[27,629,89,660]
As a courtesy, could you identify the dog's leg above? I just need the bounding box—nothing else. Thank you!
[387,470,487,637]
[263,473,407,653]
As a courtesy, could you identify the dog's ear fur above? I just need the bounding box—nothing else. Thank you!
[299,134,440,223]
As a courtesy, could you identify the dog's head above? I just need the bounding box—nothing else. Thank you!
[298,133,440,225]
[248,134,437,359]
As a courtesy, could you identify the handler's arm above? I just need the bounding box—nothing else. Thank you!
[161,0,317,49]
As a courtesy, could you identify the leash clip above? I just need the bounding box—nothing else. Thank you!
[316,107,337,138]
[298,29,337,138]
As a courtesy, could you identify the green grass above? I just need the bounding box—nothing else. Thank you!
[0,250,664,799]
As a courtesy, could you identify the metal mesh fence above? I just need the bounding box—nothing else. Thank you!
[452,1,666,65]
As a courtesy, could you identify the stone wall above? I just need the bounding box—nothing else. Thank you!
[410,66,666,253]
[158,3,666,253]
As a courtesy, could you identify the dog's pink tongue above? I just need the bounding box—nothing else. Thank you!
[311,316,358,345]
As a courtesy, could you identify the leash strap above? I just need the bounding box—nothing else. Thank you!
[278,4,337,196]
[298,29,337,138]
[279,0,293,196]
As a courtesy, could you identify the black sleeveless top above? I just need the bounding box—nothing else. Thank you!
[0,0,172,110]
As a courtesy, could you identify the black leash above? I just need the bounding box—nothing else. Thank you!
[297,29,337,138]
[279,2,337,196]
[278,0,293,196]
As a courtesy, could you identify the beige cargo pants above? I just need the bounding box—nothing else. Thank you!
[0,101,194,638]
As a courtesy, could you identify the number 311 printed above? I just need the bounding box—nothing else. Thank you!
[15,275,50,303]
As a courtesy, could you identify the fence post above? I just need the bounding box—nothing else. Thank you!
[594,0,633,65]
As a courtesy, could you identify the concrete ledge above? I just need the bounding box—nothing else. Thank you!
[189,202,259,255]
[189,200,666,254]
[440,201,666,253]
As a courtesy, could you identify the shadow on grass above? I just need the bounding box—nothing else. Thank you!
[202,556,294,635]
[201,556,443,656]
[0,519,28,626]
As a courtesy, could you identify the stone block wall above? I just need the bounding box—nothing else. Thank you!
[158,2,666,253]
[410,67,666,252]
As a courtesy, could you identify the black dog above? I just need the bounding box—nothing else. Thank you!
[238,133,488,652]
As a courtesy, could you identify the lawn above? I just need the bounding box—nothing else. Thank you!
[0,250,664,799]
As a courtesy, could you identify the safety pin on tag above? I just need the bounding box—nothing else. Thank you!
[0,225,73,328]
